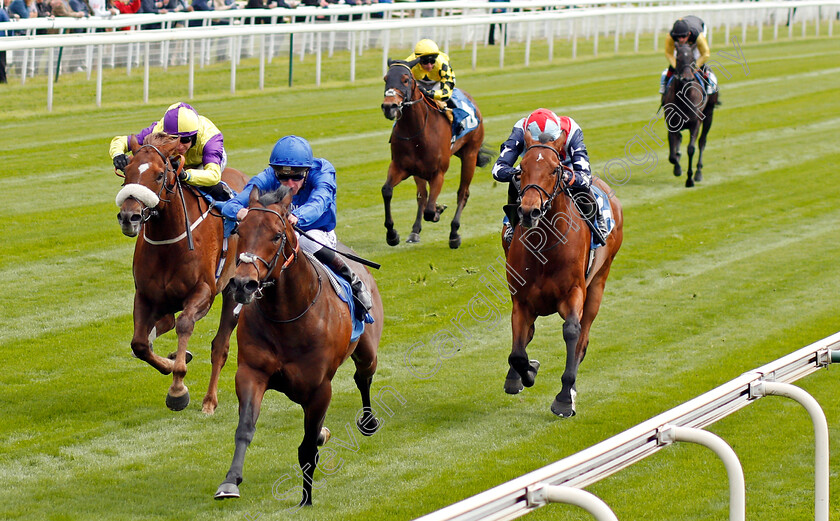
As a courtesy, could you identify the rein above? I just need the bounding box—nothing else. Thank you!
[518,144,568,220]
[237,207,322,323]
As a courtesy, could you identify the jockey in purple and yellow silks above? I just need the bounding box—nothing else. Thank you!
[405,39,456,106]
[109,102,233,201]
[492,108,607,246]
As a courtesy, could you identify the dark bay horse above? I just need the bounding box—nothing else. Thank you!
[503,131,623,417]
[115,132,248,413]
[662,42,718,187]
[381,59,491,249]
[215,187,383,505]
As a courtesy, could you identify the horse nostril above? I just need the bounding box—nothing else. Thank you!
[244,280,259,294]
[130,214,142,223]
[530,208,541,221]
[517,207,524,218]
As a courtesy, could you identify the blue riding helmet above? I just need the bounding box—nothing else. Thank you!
[269,135,314,168]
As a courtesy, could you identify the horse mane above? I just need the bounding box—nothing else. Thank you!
[144,132,178,148]
[258,186,292,207]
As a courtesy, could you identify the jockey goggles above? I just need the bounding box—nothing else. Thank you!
[419,54,438,65]
[179,135,195,144]
[273,166,309,181]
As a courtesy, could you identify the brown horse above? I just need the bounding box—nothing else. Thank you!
[215,187,383,504]
[662,42,718,187]
[115,132,248,413]
[503,132,623,417]
[381,59,492,249]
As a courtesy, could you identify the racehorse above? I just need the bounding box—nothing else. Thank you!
[215,186,383,504]
[115,132,248,413]
[381,59,492,249]
[662,42,718,187]
[503,131,623,417]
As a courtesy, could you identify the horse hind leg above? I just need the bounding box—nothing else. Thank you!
[449,151,476,249]
[202,283,238,414]
[669,131,682,177]
[695,109,714,183]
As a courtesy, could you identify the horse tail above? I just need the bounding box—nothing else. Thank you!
[476,144,493,168]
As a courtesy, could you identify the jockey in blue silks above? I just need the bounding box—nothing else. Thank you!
[221,135,373,316]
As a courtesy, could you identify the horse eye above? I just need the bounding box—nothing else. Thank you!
[272,232,283,243]
[156,172,164,182]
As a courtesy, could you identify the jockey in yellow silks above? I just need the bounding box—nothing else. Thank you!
[660,16,717,96]
[405,39,456,105]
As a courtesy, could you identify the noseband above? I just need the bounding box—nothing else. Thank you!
[235,207,299,298]
[117,144,179,223]
[518,144,570,220]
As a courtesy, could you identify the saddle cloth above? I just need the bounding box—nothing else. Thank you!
[450,88,480,141]
[303,250,373,343]
[590,185,615,250]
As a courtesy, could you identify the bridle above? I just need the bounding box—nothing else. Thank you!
[384,62,428,140]
[235,207,322,323]
[518,143,572,221]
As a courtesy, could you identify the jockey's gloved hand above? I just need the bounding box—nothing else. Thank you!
[418,85,432,97]
[562,170,575,186]
[177,170,188,182]
[510,167,521,178]
[113,153,129,171]
[170,156,181,172]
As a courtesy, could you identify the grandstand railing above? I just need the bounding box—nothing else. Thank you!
[412,331,840,521]
[0,0,837,110]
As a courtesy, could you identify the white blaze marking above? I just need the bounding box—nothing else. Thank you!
[138,163,150,174]
[537,153,544,162]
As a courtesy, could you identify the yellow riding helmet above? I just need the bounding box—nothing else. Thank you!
[414,39,440,57]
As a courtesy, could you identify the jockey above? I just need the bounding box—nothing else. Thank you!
[221,135,373,318]
[405,39,456,109]
[492,108,607,247]
[660,16,717,95]
[109,102,234,201]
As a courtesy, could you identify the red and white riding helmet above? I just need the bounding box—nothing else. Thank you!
[524,108,563,141]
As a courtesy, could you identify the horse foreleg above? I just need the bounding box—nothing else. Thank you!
[408,178,428,243]
[298,382,332,507]
[382,164,408,247]
[695,107,714,183]
[685,123,701,188]
[167,285,213,411]
[215,366,268,500]
[130,294,174,375]
[669,131,682,178]
[552,288,585,418]
[506,301,538,394]
[449,154,475,249]
[351,338,381,436]
[424,173,446,224]
[202,283,238,415]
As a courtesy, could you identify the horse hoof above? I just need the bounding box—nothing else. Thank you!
[685,178,695,188]
[214,482,240,500]
[550,398,576,418]
[511,358,540,387]
[504,376,524,395]
[317,426,331,446]
[694,171,703,182]
[406,232,420,243]
[165,389,190,411]
[449,235,461,249]
[166,350,193,364]
[386,230,400,247]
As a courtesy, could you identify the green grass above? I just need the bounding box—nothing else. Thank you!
[1,29,840,521]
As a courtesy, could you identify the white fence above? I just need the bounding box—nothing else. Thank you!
[1,0,838,110]
[413,331,840,521]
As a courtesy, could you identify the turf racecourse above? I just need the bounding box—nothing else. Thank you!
[1,28,840,521]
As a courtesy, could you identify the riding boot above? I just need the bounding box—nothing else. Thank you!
[204,182,234,202]
[502,179,521,245]
[313,248,373,318]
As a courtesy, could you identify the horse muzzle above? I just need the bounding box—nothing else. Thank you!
[518,205,543,230]
[381,103,399,121]
[117,205,143,237]
[231,275,260,305]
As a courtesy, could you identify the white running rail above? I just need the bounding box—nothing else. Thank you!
[413,331,840,521]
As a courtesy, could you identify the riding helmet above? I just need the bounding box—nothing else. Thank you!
[524,108,563,142]
[670,19,690,39]
[413,39,440,57]
[269,135,314,168]
[162,102,200,137]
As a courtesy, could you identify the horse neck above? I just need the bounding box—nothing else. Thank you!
[263,247,322,319]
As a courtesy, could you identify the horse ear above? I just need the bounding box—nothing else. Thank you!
[408,57,421,68]
[523,129,536,145]
[387,58,395,67]
[555,130,567,147]
[248,185,260,207]
[128,135,141,154]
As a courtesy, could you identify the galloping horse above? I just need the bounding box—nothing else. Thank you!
[215,187,383,504]
[662,42,718,187]
[115,133,248,413]
[381,59,491,249]
[503,132,623,418]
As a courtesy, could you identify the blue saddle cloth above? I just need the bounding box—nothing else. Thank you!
[319,259,374,343]
[590,185,615,250]
[450,88,480,141]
